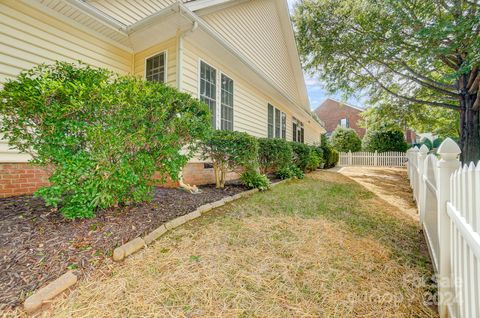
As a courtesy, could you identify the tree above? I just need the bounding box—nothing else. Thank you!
[330,127,362,152]
[0,62,211,218]
[362,130,409,152]
[294,0,480,163]
[360,101,460,139]
[200,130,258,188]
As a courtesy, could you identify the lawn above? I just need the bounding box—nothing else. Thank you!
[37,170,437,317]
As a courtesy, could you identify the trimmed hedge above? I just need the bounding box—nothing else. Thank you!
[258,138,293,174]
[362,129,408,152]
[330,127,361,152]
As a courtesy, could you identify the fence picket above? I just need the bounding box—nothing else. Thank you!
[406,138,479,317]
[338,151,407,167]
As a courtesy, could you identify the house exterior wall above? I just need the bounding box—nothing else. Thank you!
[314,99,366,138]
[0,1,324,195]
[201,0,302,106]
[0,0,132,86]
[181,40,322,144]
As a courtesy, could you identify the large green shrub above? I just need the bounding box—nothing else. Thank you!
[290,142,312,171]
[362,129,408,152]
[0,62,211,219]
[330,127,362,152]
[276,165,304,180]
[200,130,258,188]
[306,147,321,171]
[320,135,339,168]
[257,138,293,174]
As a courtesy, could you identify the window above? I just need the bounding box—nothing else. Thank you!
[293,117,304,143]
[145,52,166,83]
[268,104,274,138]
[267,104,286,139]
[221,74,234,130]
[200,61,217,128]
[274,108,281,138]
[339,117,349,128]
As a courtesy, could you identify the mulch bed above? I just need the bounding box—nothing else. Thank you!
[0,182,249,309]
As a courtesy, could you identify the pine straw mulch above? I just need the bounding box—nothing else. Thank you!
[0,182,248,311]
[26,170,437,318]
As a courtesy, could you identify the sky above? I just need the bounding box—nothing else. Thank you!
[287,0,367,110]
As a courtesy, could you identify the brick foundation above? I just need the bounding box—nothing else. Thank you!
[0,163,50,198]
[0,162,239,198]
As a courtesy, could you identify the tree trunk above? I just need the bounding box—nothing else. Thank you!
[459,92,480,164]
[214,163,221,188]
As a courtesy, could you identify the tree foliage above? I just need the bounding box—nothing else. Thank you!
[330,127,362,152]
[200,130,258,188]
[359,101,459,139]
[0,62,211,218]
[294,0,480,162]
[362,130,408,152]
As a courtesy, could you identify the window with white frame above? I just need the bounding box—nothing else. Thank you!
[339,117,349,128]
[293,117,304,143]
[199,61,235,130]
[267,104,286,139]
[221,74,234,131]
[200,61,217,128]
[145,52,166,83]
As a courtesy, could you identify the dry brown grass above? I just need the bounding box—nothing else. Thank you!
[20,170,436,318]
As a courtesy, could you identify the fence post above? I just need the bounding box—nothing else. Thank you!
[374,150,378,166]
[348,151,352,166]
[411,146,419,200]
[436,138,461,318]
[417,145,429,220]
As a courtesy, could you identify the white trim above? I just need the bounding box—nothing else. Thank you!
[21,0,133,53]
[186,0,237,12]
[144,50,168,84]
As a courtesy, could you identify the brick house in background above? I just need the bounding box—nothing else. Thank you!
[314,98,366,138]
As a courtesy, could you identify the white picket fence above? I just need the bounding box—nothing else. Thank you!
[406,139,480,318]
[339,151,406,167]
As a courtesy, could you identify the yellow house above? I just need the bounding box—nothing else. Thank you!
[0,0,325,194]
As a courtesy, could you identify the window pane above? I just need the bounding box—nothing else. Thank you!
[220,74,234,131]
[145,52,166,83]
[274,108,280,138]
[281,112,286,140]
[268,104,274,138]
[200,61,217,129]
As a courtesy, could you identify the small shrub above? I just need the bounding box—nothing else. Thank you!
[330,127,362,152]
[290,165,305,179]
[313,146,325,168]
[276,166,295,179]
[306,148,321,171]
[240,169,270,191]
[201,130,259,188]
[0,62,211,219]
[257,138,293,174]
[290,142,312,171]
[362,129,408,152]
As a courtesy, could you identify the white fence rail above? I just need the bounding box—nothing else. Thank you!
[406,139,480,318]
[339,151,406,167]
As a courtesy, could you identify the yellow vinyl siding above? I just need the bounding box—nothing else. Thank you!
[0,0,131,85]
[182,40,321,144]
[134,38,177,88]
[0,0,132,162]
[202,0,302,106]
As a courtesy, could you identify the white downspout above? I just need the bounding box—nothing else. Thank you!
[176,21,201,193]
